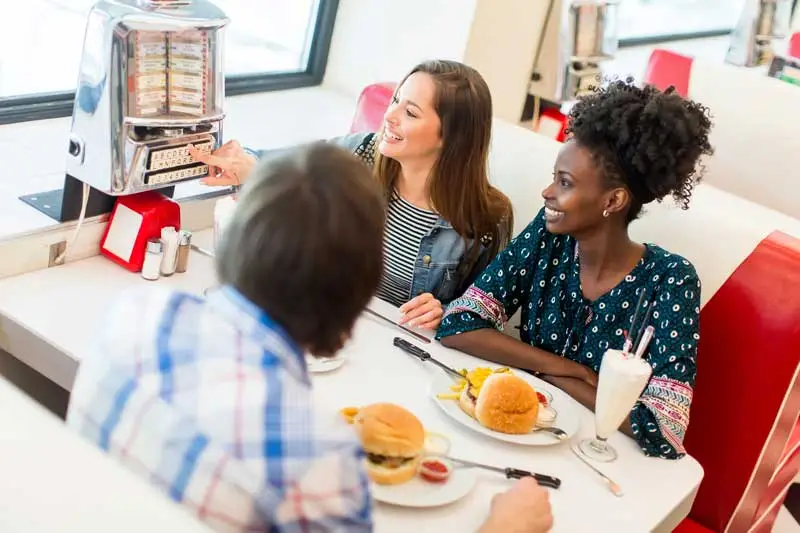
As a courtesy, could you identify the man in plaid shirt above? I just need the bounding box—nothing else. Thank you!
[67,143,387,532]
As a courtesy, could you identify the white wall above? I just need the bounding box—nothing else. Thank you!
[323,0,478,96]
[322,0,570,123]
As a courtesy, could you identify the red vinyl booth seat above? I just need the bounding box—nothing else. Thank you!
[643,49,694,98]
[678,231,800,532]
[789,33,800,59]
[350,82,397,134]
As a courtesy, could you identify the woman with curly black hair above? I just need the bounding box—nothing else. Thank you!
[437,78,714,460]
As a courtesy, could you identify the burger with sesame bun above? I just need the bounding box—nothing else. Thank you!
[352,403,426,485]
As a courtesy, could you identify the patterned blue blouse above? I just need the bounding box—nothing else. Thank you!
[436,208,701,459]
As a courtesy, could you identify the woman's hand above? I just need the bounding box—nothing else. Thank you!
[189,140,257,187]
[399,293,444,330]
[478,477,553,533]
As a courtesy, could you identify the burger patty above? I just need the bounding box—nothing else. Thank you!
[366,453,416,468]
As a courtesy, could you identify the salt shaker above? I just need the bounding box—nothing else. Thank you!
[175,230,192,273]
[214,196,237,249]
[141,239,162,281]
[160,226,179,276]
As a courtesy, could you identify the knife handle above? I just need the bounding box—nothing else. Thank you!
[505,468,562,489]
[393,337,430,361]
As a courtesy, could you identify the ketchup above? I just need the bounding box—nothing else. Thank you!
[419,459,451,483]
[536,392,549,406]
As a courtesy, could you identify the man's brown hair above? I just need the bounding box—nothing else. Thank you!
[216,142,386,355]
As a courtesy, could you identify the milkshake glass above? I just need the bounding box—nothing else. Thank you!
[578,348,652,462]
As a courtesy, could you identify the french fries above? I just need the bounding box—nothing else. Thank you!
[340,406,360,424]
[437,366,512,400]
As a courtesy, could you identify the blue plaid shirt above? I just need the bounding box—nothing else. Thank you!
[67,285,372,532]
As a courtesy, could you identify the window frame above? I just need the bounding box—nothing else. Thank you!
[0,0,340,126]
[618,1,798,48]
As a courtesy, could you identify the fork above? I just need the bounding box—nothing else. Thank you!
[535,426,568,440]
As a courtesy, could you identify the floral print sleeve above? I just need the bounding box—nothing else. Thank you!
[436,211,547,338]
[631,260,701,459]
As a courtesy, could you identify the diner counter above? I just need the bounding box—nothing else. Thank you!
[0,227,704,532]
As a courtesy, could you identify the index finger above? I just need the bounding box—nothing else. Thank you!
[399,292,433,313]
[188,147,235,171]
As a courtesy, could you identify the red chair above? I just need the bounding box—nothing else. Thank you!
[789,33,800,59]
[676,231,800,532]
[349,82,397,134]
[643,49,694,98]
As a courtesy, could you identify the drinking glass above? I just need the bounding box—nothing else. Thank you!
[577,348,652,463]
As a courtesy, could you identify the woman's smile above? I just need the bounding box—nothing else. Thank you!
[382,124,405,143]
[544,205,564,223]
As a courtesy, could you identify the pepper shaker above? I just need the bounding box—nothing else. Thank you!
[175,230,192,273]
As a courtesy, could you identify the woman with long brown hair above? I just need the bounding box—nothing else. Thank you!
[191,59,513,330]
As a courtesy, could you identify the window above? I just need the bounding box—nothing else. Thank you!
[617,0,748,45]
[0,0,339,124]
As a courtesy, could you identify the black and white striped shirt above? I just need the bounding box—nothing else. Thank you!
[376,192,439,307]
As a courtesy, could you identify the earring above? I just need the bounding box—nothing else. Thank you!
[602,209,610,218]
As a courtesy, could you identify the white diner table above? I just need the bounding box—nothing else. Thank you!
[319,297,703,533]
[0,228,703,532]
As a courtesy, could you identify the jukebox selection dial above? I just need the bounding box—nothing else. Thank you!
[148,139,212,171]
[144,139,213,185]
[147,163,209,185]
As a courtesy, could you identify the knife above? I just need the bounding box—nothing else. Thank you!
[190,244,215,258]
[392,337,464,380]
[364,307,431,344]
[570,444,623,497]
[444,456,561,489]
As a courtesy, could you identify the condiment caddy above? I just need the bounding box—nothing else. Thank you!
[141,227,193,281]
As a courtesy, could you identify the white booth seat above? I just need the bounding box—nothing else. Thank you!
[685,60,800,222]
[487,119,800,305]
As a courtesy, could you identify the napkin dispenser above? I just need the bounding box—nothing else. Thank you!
[20,0,229,223]
[99,191,181,272]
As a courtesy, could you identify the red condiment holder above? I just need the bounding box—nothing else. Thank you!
[99,191,181,272]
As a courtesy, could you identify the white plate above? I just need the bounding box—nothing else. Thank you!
[370,467,477,508]
[428,370,580,445]
[305,355,346,374]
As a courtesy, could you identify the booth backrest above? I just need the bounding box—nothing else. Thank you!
[789,32,800,59]
[644,51,800,221]
[349,82,396,133]
[682,231,800,532]
[643,49,693,97]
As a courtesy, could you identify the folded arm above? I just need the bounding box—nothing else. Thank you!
[441,326,596,384]
[436,216,596,384]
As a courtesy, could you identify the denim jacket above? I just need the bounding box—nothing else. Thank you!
[251,133,495,305]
